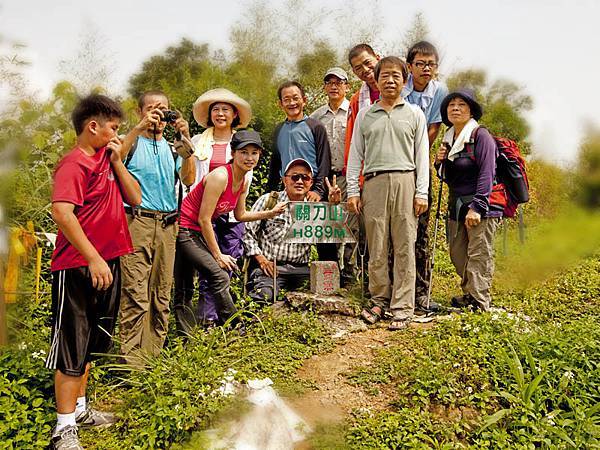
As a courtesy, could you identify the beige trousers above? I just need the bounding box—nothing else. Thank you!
[447,218,500,311]
[362,172,418,320]
[119,214,177,361]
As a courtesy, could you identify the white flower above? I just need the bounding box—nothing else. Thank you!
[31,350,46,360]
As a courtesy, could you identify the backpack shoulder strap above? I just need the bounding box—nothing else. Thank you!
[167,141,185,211]
[462,126,485,161]
[124,136,140,167]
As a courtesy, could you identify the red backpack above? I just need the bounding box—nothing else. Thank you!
[464,128,529,218]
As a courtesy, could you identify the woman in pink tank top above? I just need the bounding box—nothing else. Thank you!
[177,130,287,330]
[175,88,253,331]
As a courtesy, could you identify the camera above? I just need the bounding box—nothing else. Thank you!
[161,110,178,123]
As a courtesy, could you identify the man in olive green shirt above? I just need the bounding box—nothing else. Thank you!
[347,56,429,331]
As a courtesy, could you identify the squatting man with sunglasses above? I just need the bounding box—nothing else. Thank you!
[244,158,341,303]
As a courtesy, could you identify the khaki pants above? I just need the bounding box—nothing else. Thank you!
[447,218,500,311]
[362,172,418,320]
[119,214,177,361]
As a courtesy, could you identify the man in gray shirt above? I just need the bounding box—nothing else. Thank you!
[310,67,357,285]
[347,56,429,331]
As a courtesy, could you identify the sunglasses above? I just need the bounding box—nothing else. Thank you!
[285,173,313,182]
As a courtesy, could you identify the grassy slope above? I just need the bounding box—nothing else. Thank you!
[330,211,600,449]
[2,209,599,449]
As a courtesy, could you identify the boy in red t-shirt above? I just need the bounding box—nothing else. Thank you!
[45,94,141,449]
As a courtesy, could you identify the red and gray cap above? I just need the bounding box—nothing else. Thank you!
[284,158,313,175]
[324,67,348,82]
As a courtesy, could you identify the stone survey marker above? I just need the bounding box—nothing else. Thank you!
[284,202,356,244]
[310,261,340,295]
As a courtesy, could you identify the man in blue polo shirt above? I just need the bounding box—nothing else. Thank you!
[402,41,449,313]
[118,90,195,363]
[267,81,331,201]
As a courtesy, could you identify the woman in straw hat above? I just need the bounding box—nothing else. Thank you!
[173,88,253,333]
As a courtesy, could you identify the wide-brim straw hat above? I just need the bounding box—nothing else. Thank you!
[192,88,252,128]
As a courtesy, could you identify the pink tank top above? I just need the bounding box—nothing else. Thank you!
[209,142,228,172]
[179,164,244,232]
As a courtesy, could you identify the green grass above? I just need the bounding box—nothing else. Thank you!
[3,209,600,449]
[1,298,332,449]
[337,254,600,449]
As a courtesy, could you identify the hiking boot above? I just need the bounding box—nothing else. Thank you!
[415,296,441,315]
[76,408,116,428]
[451,294,475,308]
[51,425,83,450]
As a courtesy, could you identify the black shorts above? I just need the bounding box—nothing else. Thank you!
[45,259,121,376]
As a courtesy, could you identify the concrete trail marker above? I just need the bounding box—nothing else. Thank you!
[310,261,339,295]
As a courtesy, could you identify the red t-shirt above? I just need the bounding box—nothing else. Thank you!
[50,146,133,272]
[209,142,228,172]
[179,164,244,232]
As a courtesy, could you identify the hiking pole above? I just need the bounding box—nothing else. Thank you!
[357,217,367,303]
[272,257,277,302]
[426,158,446,311]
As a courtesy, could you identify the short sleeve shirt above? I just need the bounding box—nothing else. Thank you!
[402,77,449,125]
[310,100,349,172]
[125,136,182,212]
[51,147,133,272]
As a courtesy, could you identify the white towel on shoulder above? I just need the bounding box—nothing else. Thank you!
[442,118,480,161]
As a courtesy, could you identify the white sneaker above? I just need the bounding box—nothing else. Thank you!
[51,425,84,450]
[76,408,116,428]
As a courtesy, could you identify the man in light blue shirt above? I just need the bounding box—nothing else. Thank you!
[402,41,449,313]
[402,41,449,148]
[118,90,195,363]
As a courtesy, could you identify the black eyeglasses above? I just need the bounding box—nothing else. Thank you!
[413,61,439,69]
[285,174,312,182]
[324,80,346,87]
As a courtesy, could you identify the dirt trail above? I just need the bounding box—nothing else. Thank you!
[287,318,434,428]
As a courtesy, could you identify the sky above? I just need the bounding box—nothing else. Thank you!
[1,0,599,167]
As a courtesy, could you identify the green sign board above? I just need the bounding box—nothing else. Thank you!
[284,202,356,244]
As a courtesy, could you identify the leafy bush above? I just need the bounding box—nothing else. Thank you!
[345,253,600,448]
[0,297,54,449]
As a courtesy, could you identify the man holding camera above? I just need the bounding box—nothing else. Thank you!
[118,90,195,363]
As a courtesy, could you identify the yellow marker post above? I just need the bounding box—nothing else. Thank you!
[35,247,42,304]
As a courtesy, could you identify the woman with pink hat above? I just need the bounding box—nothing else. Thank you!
[173,88,253,333]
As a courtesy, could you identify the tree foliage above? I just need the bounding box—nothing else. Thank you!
[575,126,600,208]
[400,12,430,57]
[0,82,79,230]
[58,24,113,95]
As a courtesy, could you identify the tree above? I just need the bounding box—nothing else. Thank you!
[447,69,533,148]
[58,23,113,95]
[332,0,385,58]
[0,82,79,230]
[400,12,430,57]
[0,36,30,110]
[295,41,338,112]
[575,125,600,208]
[127,38,215,112]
